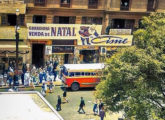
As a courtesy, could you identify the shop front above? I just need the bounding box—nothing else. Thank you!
[0,43,30,74]
[27,23,102,65]
[77,46,99,63]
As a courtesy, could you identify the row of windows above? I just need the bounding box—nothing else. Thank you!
[33,0,157,11]
[33,16,103,25]
[0,15,143,30]
[33,0,98,9]
[66,72,101,77]
[0,15,141,29]
[0,15,102,26]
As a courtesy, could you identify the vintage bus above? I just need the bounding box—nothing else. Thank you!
[61,63,105,91]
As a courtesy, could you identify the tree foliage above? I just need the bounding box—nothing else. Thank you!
[95,12,165,120]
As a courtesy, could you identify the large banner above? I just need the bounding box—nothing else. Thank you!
[27,23,133,46]
[27,23,102,40]
[79,35,133,46]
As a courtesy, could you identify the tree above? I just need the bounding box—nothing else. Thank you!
[95,12,165,120]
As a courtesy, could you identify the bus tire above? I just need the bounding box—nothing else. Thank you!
[71,82,79,91]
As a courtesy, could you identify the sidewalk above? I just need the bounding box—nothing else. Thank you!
[0,75,63,89]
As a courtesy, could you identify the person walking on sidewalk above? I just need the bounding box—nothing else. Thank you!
[99,107,106,120]
[77,97,85,114]
[99,99,104,113]
[63,88,68,103]
[93,100,98,115]
[56,95,62,111]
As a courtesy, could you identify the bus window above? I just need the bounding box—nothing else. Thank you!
[85,72,90,76]
[75,72,81,76]
[69,72,74,77]
[91,72,96,76]
[81,72,85,76]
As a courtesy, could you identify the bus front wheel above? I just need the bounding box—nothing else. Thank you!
[71,83,79,91]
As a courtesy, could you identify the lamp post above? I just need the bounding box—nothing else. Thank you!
[15,8,20,75]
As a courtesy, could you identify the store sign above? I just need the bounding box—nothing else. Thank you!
[27,23,102,40]
[52,46,74,53]
[109,29,132,35]
[77,35,133,46]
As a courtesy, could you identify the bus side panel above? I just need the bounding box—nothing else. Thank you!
[65,77,100,88]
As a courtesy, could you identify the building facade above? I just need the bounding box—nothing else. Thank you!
[0,0,164,71]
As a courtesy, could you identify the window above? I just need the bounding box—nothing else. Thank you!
[111,19,135,29]
[53,16,75,24]
[19,15,25,26]
[1,15,7,25]
[34,0,46,6]
[33,15,46,23]
[8,14,16,26]
[1,14,24,26]
[120,0,130,11]
[75,72,81,76]
[85,72,90,76]
[147,0,157,11]
[82,17,102,25]
[60,0,70,7]
[69,72,74,77]
[81,72,85,76]
[91,72,96,76]
[88,0,98,9]
[59,17,69,24]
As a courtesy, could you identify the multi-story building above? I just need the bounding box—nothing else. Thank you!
[0,0,164,72]
[0,0,29,73]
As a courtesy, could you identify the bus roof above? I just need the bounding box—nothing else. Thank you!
[63,63,105,71]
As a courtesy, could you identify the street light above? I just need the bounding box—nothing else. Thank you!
[15,8,20,75]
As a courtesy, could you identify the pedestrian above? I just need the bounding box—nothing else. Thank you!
[13,71,19,86]
[41,82,47,97]
[8,66,14,87]
[56,95,62,111]
[21,63,27,85]
[39,68,43,84]
[93,100,98,115]
[99,99,104,113]
[42,69,47,81]
[99,107,106,120]
[24,71,30,86]
[53,61,58,81]
[63,88,68,103]
[77,97,85,114]
[48,80,54,93]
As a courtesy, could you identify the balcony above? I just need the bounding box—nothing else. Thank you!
[120,6,129,11]
[88,4,98,9]
[34,0,45,6]
[60,0,70,8]
[60,3,70,8]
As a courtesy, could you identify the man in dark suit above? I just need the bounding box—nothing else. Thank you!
[77,97,85,114]
[56,95,62,111]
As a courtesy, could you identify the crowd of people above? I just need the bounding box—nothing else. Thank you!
[0,59,59,89]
